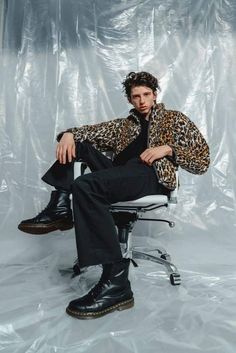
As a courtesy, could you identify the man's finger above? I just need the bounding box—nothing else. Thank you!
[149,156,156,164]
[140,151,149,159]
[72,144,76,158]
[61,146,67,164]
[58,145,63,163]
[141,148,153,158]
[64,149,68,164]
[140,149,150,158]
[58,145,64,164]
[56,145,60,160]
[67,146,72,163]
[141,151,153,161]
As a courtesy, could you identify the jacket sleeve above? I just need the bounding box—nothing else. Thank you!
[57,118,123,152]
[171,112,210,174]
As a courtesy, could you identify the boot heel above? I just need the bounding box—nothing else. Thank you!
[117,298,134,311]
[59,223,74,231]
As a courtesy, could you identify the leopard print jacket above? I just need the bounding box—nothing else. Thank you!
[62,103,210,190]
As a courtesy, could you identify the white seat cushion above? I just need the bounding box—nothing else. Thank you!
[113,194,168,206]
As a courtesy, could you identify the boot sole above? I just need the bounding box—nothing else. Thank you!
[18,221,74,235]
[66,298,134,319]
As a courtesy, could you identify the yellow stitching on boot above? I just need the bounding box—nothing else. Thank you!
[67,298,134,317]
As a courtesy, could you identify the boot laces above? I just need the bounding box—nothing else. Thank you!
[34,203,54,219]
[88,271,110,298]
[34,194,69,219]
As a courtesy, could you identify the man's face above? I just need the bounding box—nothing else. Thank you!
[129,85,157,115]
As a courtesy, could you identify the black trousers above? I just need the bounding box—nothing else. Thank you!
[42,142,169,268]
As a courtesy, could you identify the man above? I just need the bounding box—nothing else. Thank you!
[18,71,210,319]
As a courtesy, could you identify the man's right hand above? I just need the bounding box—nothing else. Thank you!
[56,132,76,164]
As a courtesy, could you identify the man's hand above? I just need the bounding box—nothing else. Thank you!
[56,132,76,164]
[140,145,173,166]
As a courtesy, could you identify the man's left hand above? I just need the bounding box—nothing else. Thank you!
[140,145,173,166]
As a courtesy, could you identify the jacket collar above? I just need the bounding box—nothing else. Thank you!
[129,103,165,123]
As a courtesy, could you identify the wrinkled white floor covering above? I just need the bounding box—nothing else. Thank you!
[1,219,236,353]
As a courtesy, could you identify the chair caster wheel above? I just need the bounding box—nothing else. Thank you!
[169,221,175,228]
[170,272,181,286]
[160,253,171,262]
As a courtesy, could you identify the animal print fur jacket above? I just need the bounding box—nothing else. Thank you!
[59,103,210,190]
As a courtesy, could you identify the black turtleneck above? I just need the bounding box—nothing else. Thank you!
[113,114,149,166]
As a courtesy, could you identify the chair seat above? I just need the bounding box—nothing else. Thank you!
[113,194,168,206]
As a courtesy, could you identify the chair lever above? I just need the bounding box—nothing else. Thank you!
[130,258,138,267]
[137,217,175,228]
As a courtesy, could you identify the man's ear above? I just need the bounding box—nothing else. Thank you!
[153,91,157,101]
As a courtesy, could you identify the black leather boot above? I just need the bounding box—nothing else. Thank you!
[66,258,134,319]
[18,190,73,234]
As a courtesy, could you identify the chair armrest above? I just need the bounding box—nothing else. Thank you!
[74,161,91,179]
[169,170,179,204]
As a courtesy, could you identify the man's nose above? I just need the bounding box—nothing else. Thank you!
[140,96,145,104]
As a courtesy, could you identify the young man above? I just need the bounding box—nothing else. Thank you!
[18,72,210,319]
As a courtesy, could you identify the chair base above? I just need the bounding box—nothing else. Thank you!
[111,210,181,286]
[132,248,181,286]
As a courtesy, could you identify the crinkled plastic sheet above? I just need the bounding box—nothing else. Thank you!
[0,0,236,352]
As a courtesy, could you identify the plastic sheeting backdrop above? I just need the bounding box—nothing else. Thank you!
[0,0,236,352]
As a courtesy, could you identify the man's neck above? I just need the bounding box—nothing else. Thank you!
[142,104,155,121]
[143,109,152,121]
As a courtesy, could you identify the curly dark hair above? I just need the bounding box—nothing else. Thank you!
[122,71,160,100]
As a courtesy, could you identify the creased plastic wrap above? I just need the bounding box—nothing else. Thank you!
[0,0,236,352]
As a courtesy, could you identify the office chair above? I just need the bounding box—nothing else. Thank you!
[73,161,181,286]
